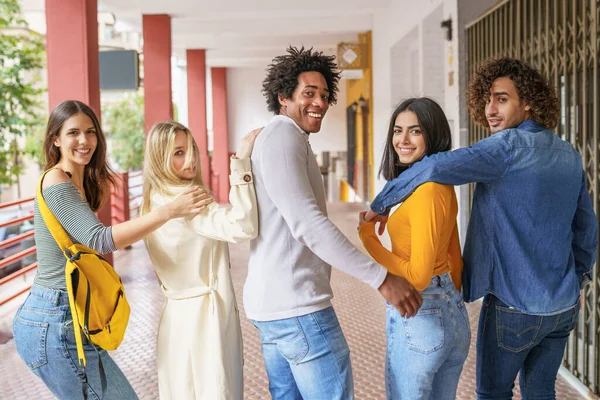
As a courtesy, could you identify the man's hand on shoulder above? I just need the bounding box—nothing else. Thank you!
[365,210,389,235]
[378,272,422,318]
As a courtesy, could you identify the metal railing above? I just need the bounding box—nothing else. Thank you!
[129,171,143,218]
[0,171,143,307]
[466,0,600,393]
[0,197,36,306]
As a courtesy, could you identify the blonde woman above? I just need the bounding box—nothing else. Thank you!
[141,121,260,399]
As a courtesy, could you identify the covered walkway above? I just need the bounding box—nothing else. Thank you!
[0,202,584,399]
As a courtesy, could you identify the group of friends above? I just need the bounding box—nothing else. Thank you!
[11,46,598,400]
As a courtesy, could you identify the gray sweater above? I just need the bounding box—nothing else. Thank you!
[244,116,386,321]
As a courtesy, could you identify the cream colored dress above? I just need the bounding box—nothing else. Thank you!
[143,158,257,400]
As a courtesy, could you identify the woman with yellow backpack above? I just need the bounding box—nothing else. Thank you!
[12,100,211,399]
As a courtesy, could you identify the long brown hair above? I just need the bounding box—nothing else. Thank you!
[43,100,115,211]
[379,97,452,181]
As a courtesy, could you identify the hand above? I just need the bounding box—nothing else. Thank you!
[378,272,423,318]
[236,127,263,159]
[166,187,213,218]
[365,210,389,235]
[358,211,370,229]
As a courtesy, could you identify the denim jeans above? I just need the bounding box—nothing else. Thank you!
[252,306,353,399]
[386,273,471,400]
[12,284,137,400]
[476,294,580,400]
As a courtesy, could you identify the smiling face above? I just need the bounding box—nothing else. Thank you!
[53,112,98,168]
[279,71,330,133]
[171,130,197,181]
[391,110,427,166]
[486,76,532,133]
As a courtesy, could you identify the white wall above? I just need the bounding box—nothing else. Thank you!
[225,67,347,158]
[371,0,501,239]
[374,0,489,237]
[225,67,272,153]
[372,0,459,195]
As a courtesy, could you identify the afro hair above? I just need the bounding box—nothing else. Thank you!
[262,46,341,115]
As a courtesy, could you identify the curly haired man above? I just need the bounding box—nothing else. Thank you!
[365,57,598,398]
[245,46,422,399]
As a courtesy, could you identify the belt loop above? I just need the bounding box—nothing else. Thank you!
[439,276,445,288]
[53,289,62,306]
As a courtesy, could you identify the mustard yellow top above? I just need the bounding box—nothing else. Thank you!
[359,182,463,292]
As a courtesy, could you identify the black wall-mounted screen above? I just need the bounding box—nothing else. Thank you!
[99,50,139,91]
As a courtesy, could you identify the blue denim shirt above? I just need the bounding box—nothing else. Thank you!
[371,120,598,315]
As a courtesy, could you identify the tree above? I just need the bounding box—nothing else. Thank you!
[102,91,145,171]
[0,0,45,187]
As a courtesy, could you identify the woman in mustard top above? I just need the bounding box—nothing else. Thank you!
[359,97,470,400]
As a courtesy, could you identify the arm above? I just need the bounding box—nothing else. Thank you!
[359,184,450,291]
[42,169,210,252]
[572,169,598,287]
[43,183,117,254]
[189,157,258,243]
[447,224,463,291]
[259,124,387,289]
[370,132,514,214]
[111,187,210,249]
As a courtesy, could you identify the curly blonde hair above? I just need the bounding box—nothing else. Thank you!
[467,58,560,130]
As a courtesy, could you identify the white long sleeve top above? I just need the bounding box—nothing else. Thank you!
[244,115,387,321]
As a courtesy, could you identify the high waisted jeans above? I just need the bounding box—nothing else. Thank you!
[386,273,471,400]
[12,284,137,400]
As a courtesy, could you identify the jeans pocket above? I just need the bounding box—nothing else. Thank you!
[62,319,90,347]
[402,308,444,355]
[13,316,49,370]
[569,303,580,331]
[496,306,542,353]
[255,318,309,364]
[457,299,472,340]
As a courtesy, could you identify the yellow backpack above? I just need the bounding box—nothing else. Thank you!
[36,169,130,372]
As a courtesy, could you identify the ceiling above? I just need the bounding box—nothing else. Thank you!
[21,0,391,67]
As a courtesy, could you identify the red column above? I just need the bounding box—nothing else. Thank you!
[142,14,173,134]
[186,50,211,187]
[110,172,131,250]
[45,0,100,113]
[110,172,130,225]
[45,0,112,262]
[211,68,230,203]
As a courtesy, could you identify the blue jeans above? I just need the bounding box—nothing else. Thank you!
[386,273,471,400]
[476,294,580,400]
[252,306,353,399]
[12,284,137,400]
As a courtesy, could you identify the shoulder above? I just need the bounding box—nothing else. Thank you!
[412,182,454,201]
[472,130,513,154]
[262,117,305,140]
[150,190,173,208]
[41,169,72,190]
[256,117,307,155]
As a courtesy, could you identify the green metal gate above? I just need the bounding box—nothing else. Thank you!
[466,0,600,393]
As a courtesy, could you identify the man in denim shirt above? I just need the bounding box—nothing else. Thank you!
[366,58,598,399]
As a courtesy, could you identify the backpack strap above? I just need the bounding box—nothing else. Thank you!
[36,168,75,250]
[36,169,88,380]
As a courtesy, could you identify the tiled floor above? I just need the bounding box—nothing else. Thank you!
[0,202,587,399]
